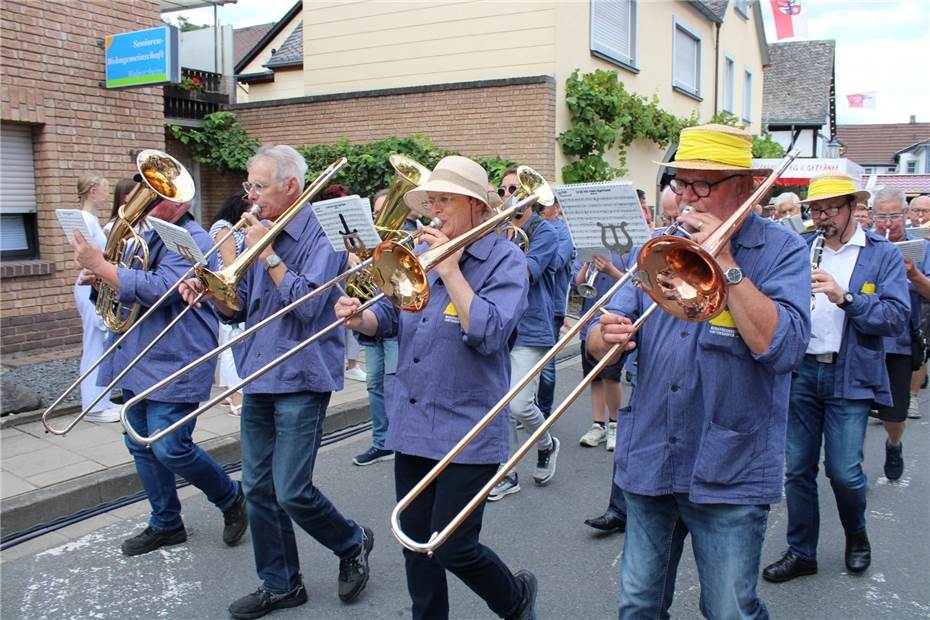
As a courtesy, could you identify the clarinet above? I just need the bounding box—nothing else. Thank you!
[810,230,826,311]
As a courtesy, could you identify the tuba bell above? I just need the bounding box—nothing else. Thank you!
[96,150,195,332]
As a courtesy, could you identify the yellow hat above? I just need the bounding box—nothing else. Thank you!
[799,174,870,205]
[657,123,772,174]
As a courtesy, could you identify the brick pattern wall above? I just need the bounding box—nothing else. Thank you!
[232,77,558,183]
[0,0,166,355]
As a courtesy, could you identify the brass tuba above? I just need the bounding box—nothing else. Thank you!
[344,154,432,300]
[96,150,195,332]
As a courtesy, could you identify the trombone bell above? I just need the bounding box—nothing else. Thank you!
[371,242,430,312]
[636,236,726,322]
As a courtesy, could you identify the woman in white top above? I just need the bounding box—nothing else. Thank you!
[74,174,119,422]
[209,191,249,416]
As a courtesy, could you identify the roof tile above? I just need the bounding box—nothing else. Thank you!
[836,123,930,165]
[763,40,835,126]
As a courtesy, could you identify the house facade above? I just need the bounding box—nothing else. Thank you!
[836,120,930,197]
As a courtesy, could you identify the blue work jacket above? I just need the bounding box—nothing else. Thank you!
[544,218,575,318]
[572,252,634,341]
[99,214,219,403]
[515,212,557,347]
[594,213,811,504]
[882,235,930,355]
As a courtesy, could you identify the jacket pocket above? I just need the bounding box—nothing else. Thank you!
[692,421,761,486]
[849,346,882,389]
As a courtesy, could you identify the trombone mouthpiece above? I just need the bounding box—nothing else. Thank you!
[248,205,261,217]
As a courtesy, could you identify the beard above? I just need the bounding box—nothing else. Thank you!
[819,220,842,240]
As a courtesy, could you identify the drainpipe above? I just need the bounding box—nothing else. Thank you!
[713,22,721,115]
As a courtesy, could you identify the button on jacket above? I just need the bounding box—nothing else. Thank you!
[100,214,219,403]
[803,229,910,405]
[595,214,811,504]
[515,212,557,347]
[227,208,347,394]
[366,232,529,464]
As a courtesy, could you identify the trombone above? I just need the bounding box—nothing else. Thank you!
[42,158,344,436]
[123,165,553,447]
[390,150,800,556]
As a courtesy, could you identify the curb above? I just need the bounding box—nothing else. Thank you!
[0,400,373,540]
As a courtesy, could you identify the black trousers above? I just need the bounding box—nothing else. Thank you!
[395,452,523,620]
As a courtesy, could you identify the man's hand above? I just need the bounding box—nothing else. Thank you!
[242,212,273,259]
[335,295,365,331]
[588,311,637,364]
[904,256,919,280]
[71,230,106,272]
[592,254,621,279]
[677,210,737,268]
[179,277,208,308]
[811,267,845,304]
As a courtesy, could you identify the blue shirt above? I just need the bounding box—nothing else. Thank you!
[882,236,930,355]
[515,212,557,347]
[227,208,347,394]
[594,213,811,505]
[365,232,529,464]
[99,214,219,403]
[545,218,575,318]
[572,252,634,340]
[803,229,910,405]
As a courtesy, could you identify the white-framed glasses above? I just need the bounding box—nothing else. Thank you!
[872,213,906,222]
[242,180,279,196]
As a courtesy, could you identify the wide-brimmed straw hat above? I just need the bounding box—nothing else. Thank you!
[403,156,490,213]
[799,174,870,205]
[657,123,772,175]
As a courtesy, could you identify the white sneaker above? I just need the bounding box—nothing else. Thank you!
[85,405,121,423]
[345,367,367,382]
[606,421,617,452]
[907,396,921,419]
[579,423,606,447]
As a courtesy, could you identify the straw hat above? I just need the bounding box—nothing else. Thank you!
[657,123,772,175]
[799,173,870,205]
[403,156,489,213]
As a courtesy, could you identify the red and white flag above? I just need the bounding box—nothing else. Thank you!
[846,92,877,110]
[765,0,809,40]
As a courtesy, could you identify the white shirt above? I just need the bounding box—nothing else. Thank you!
[808,224,865,354]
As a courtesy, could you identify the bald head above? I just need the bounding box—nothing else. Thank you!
[909,195,930,226]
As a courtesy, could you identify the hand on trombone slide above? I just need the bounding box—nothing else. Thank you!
[334,295,378,336]
[179,277,209,308]
[589,312,639,364]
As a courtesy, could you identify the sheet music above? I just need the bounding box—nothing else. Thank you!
[55,209,94,244]
[555,181,650,261]
[311,195,381,254]
[148,216,206,264]
[906,227,930,240]
[895,239,926,263]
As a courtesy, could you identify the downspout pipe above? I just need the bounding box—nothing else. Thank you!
[713,22,721,115]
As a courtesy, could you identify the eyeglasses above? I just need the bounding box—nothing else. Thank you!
[669,174,744,198]
[809,197,852,219]
[497,184,518,198]
[872,213,906,222]
[242,180,279,196]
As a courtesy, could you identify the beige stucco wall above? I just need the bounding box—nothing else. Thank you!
[237,9,303,103]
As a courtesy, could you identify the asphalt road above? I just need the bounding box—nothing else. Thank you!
[1,360,928,619]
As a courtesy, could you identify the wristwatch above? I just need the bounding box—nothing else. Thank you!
[264,254,282,270]
[838,291,855,308]
[724,266,743,286]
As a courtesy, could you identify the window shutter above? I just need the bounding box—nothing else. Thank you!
[743,70,753,120]
[591,0,634,65]
[0,124,38,215]
[674,28,698,92]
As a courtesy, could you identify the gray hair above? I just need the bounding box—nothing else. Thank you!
[774,192,799,206]
[248,144,308,191]
[872,187,906,210]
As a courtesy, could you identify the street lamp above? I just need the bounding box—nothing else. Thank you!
[823,136,842,159]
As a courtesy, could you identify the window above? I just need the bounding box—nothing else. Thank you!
[722,56,735,113]
[864,167,874,174]
[0,123,39,260]
[742,69,753,122]
[907,160,918,173]
[672,18,702,99]
[590,0,638,71]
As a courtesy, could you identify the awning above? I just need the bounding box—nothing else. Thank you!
[160,0,236,13]
[753,158,866,186]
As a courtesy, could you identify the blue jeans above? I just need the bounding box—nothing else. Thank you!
[365,339,397,449]
[784,357,870,561]
[619,492,770,620]
[241,390,363,592]
[536,316,562,417]
[122,390,238,531]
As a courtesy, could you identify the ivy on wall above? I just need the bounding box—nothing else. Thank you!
[168,114,518,197]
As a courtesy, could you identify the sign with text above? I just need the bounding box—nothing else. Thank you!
[311,195,380,254]
[555,181,650,261]
[754,157,866,181]
[105,25,180,89]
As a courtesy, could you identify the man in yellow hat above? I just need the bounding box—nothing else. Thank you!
[587,123,811,618]
[762,174,909,583]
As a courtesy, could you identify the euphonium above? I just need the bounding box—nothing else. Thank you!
[96,150,195,332]
[344,155,432,300]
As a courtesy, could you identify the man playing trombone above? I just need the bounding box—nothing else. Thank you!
[180,145,373,619]
[586,124,811,619]
[72,198,247,557]
[336,155,538,620]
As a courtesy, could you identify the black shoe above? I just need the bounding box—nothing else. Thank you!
[223,484,249,546]
[338,526,373,602]
[584,512,626,533]
[228,581,308,620]
[121,525,187,557]
[353,446,394,466]
[762,550,817,583]
[507,569,538,620]
[884,441,904,481]
[845,530,871,573]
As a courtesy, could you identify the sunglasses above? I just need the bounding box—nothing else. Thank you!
[497,184,518,198]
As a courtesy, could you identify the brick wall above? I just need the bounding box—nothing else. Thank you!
[232,76,558,183]
[0,0,166,355]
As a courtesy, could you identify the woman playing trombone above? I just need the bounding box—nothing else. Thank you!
[336,156,537,620]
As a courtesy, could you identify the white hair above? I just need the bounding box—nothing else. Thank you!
[774,192,799,206]
[248,144,308,191]
[872,187,906,210]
